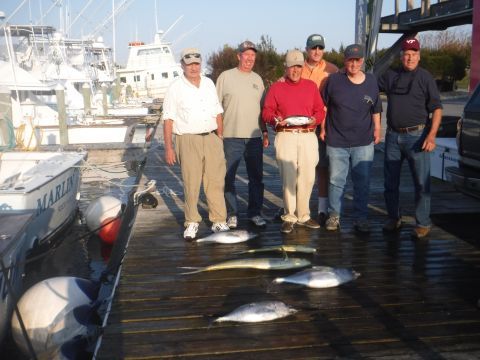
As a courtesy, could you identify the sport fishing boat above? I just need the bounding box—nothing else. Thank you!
[116,31,182,100]
[0,212,33,345]
[0,151,86,252]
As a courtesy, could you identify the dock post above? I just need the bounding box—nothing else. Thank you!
[102,83,109,116]
[82,83,91,115]
[0,85,12,147]
[56,84,69,146]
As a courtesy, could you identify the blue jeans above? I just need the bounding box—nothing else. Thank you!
[384,128,431,227]
[224,137,264,218]
[327,143,374,221]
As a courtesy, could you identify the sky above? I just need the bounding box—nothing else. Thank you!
[0,0,471,67]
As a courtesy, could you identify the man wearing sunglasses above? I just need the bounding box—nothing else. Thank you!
[303,34,338,226]
[378,37,443,239]
[216,40,268,229]
[163,47,229,240]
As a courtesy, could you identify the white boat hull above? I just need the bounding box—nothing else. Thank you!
[0,151,86,251]
[0,212,34,344]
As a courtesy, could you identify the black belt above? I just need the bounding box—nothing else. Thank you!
[390,124,426,133]
[197,131,214,136]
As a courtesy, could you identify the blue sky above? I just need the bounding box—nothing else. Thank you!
[1,0,471,66]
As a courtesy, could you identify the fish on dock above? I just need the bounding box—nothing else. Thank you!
[195,230,257,244]
[273,266,360,288]
[237,244,317,254]
[214,301,297,323]
[180,257,311,275]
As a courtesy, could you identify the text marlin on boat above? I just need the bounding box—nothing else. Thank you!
[35,171,79,216]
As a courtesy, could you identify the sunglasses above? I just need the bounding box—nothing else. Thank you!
[309,46,324,50]
[183,53,201,59]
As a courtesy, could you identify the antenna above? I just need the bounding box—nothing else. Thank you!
[66,0,95,34]
[155,0,159,33]
[1,0,29,25]
[159,15,184,42]
[172,23,202,46]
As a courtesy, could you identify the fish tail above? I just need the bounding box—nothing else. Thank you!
[178,267,202,275]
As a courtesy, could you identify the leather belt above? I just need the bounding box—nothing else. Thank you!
[277,128,315,133]
[390,124,426,133]
[197,131,214,136]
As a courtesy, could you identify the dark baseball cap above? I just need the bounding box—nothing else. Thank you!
[402,37,420,51]
[306,34,325,49]
[344,44,364,60]
[237,40,257,53]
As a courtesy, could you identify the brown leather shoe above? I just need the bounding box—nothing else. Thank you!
[411,226,431,239]
[281,221,295,234]
[297,218,320,229]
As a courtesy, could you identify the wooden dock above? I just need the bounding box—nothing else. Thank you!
[96,134,480,359]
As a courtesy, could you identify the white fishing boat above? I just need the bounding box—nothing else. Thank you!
[0,212,33,344]
[0,151,86,252]
[116,31,182,100]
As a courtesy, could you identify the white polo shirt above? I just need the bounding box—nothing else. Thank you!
[162,74,223,135]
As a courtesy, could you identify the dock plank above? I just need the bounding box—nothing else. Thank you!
[97,134,480,359]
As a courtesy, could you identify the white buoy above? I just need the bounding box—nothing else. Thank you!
[11,276,99,357]
[84,195,122,233]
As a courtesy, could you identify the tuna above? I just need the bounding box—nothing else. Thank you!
[214,301,297,323]
[196,230,257,244]
[180,257,311,275]
[237,244,317,254]
[273,266,360,288]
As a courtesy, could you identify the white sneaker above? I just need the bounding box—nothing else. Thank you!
[211,222,229,233]
[227,216,238,229]
[184,222,199,240]
[250,215,267,227]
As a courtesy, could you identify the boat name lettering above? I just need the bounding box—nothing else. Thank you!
[36,171,78,216]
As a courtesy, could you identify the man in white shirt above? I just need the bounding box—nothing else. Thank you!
[163,48,229,240]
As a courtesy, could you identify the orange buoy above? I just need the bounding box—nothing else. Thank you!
[98,217,121,245]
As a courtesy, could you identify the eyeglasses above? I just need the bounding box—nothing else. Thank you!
[183,53,201,60]
[309,46,324,50]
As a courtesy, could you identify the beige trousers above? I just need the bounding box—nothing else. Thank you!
[274,132,319,223]
[175,133,227,225]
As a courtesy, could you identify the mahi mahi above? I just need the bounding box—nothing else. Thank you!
[195,230,257,244]
[273,266,360,288]
[214,301,297,323]
[237,244,317,254]
[180,257,311,275]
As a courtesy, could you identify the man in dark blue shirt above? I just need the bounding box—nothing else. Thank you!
[378,37,443,239]
[321,44,382,233]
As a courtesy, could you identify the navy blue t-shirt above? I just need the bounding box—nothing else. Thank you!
[322,72,382,148]
[377,67,442,129]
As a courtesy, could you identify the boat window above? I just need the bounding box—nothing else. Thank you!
[162,47,170,53]
[162,72,168,79]
[151,74,155,80]
[134,75,140,82]
[120,77,126,83]
[137,48,164,56]
[173,71,179,77]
